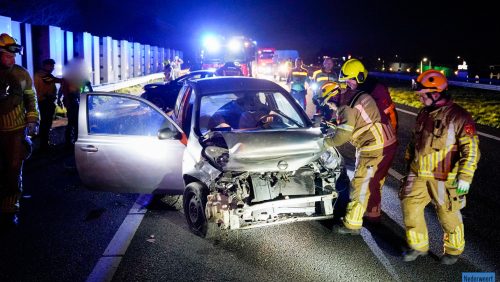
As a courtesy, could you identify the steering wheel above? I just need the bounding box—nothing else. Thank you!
[257,113,284,128]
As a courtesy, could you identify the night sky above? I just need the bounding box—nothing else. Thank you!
[2,0,499,66]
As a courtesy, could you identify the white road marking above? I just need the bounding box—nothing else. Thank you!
[86,194,152,282]
[86,257,122,282]
[396,108,500,142]
[361,229,402,282]
[345,168,401,280]
[395,108,417,117]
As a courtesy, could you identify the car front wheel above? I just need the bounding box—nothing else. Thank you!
[183,182,209,237]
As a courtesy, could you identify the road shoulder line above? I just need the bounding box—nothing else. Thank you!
[86,194,151,282]
[396,107,500,141]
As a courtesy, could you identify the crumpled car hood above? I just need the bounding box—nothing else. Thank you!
[217,128,324,172]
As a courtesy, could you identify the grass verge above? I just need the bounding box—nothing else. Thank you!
[388,84,500,128]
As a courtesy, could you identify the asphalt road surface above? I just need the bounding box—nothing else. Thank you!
[0,86,499,281]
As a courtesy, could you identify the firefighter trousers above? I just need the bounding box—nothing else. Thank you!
[343,143,397,229]
[400,173,465,255]
[365,143,397,219]
[0,129,31,213]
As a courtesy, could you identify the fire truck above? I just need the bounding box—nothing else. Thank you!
[255,48,276,76]
[199,35,256,77]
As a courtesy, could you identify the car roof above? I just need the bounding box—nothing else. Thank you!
[188,77,285,95]
[188,69,215,74]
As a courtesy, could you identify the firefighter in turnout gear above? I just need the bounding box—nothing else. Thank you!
[339,58,399,221]
[401,70,480,264]
[287,58,309,109]
[325,59,397,235]
[34,58,61,151]
[0,33,40,228]
[317,82,341,122]
[312,57,337,109]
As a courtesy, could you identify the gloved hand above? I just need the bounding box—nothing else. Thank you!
[27,122,39,136]
[320,120,337,136]
[457,179,470,195]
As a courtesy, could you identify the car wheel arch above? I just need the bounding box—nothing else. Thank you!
[183,174,205,187]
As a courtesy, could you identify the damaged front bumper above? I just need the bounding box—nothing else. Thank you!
[205,192,338,230]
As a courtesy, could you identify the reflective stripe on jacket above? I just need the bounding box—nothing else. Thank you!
[312,69,337,88]
[0,64,39,132]
[325,91,397,156]
[34,69,59,102]
[287,67,309,91]
[406,101,480,182]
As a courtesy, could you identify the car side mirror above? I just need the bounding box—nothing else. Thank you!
[158,127,182,140]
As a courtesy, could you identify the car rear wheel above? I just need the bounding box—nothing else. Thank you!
[183,182,207,237]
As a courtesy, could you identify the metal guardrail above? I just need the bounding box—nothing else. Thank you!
[92,73,165,92]
[370,71,500,92]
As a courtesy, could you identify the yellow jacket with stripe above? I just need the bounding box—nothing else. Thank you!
[405,101,480,183]
[312,69,337,87]
[287,66,309,91]
[325,90,397,157]
[0,64,39,132]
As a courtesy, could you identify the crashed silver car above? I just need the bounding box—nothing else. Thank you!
[76,77,346,237]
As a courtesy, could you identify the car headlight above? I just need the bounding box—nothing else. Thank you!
[204,146,229,169]
[319,149,340,170]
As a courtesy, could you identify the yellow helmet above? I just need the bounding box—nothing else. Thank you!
[0,33,23,54]
[320,82,341,105]
[339,58,368,83]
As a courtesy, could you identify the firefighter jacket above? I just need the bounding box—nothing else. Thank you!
[325,90,397,157]
[405,101,480,183]
[358,77,398,132]
[58,77,93,105]
[0,64,39,132]
[34,69,60,102]
[287,66,309,91]
[312,68,337,88]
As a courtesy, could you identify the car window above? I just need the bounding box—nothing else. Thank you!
[174,85,188,117]
[198,91,306,135]
[189,74,202,80]
[87,95,175,136]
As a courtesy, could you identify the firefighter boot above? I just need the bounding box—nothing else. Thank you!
[402,249,428,262]
[440,254,459,265]
[333,225,361,235]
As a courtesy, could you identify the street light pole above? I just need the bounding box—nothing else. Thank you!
[421,57,428,73]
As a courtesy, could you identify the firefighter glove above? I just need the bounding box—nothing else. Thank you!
[27,122,39,136]
[457,179,470,195]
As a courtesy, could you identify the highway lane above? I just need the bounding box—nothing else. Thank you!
[109,87,499,281]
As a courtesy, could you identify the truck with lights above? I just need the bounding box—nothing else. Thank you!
[199,35,256,77]
[255,48,276,77]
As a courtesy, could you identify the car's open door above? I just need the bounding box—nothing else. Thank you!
[75,92,186,194]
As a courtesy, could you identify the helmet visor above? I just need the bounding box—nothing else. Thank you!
[412,79,437,92]
[1,44,23,55]
[338,70,348,82]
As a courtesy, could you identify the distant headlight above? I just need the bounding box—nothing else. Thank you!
[204,146,229,169]
[258,65,272,74]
